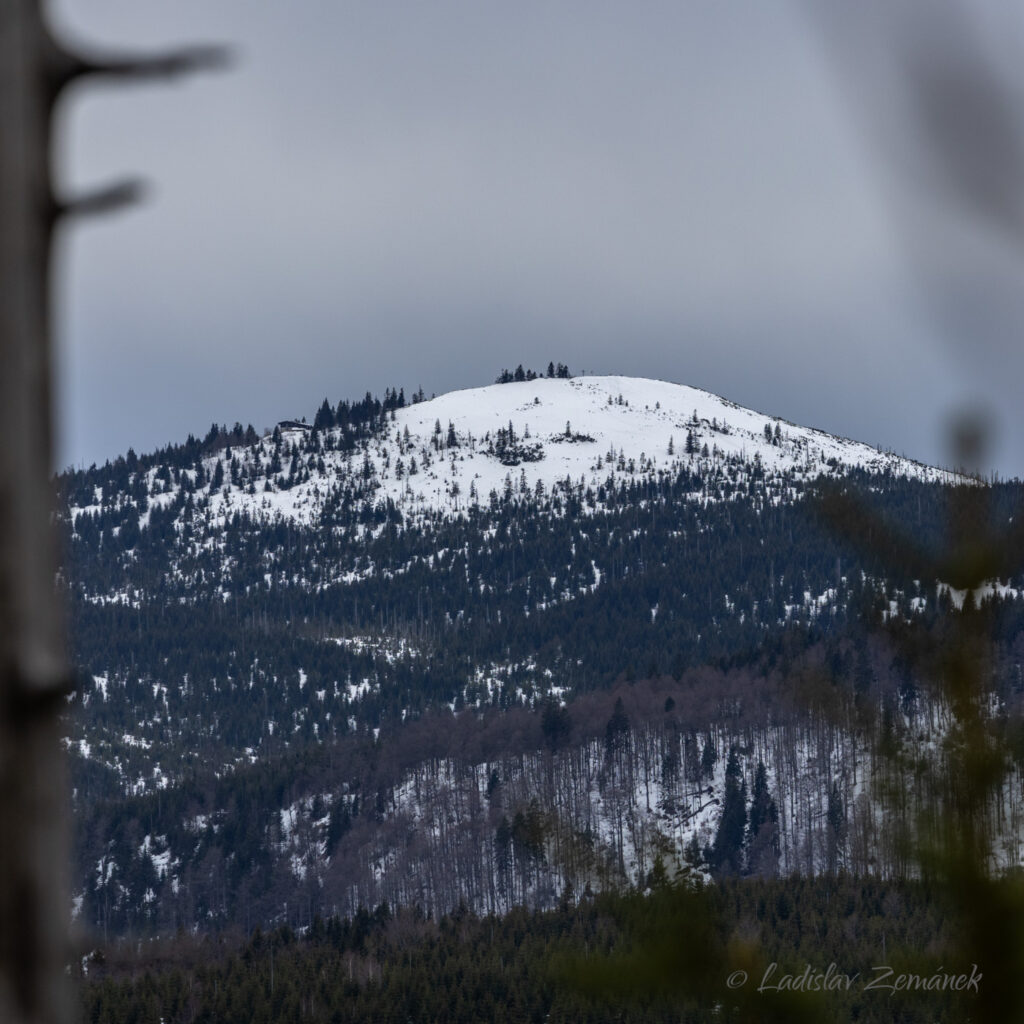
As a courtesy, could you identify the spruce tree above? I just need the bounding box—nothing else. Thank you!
[604,698,630,756]
[709,748,747,877]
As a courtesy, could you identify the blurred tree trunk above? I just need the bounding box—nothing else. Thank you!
[0,4,73,1023]
[1,5,223,1020]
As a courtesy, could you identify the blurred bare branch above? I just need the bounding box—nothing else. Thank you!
[58,179,146,221]
[51,43,231,95]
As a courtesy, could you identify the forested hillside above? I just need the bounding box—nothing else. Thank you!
[58,373,1024,940]
[80,878,971,1024]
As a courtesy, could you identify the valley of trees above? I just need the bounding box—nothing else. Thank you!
[78,877,977,1023]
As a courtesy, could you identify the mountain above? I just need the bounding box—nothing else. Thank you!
[58,371,1024,938]
[66,374,953,536]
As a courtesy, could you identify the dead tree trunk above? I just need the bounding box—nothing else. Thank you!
[1,7,75,1022]
[0,5,224,1021]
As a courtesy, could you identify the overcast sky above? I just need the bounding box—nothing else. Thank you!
[51,1,1024,478]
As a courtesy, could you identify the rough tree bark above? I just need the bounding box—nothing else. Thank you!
[0,5,224,1021]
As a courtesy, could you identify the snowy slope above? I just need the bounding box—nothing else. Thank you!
[70,375,958,531]
[382,375,952,506]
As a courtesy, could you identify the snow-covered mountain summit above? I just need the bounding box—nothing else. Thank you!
[393,374,948,496]
[69,374,956,534]
[212,375,951,523]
